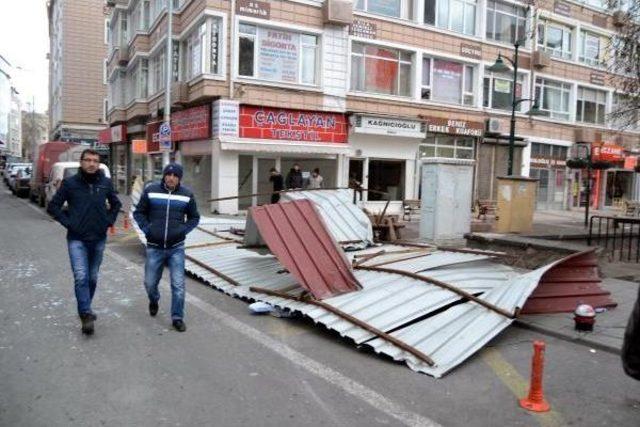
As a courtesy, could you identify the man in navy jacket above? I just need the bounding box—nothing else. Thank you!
[47,149,121,335]
[133,163,200,332]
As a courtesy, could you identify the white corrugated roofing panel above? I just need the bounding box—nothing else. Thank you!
[280,189,374,245]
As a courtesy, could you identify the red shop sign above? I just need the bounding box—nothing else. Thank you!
[146,121,161,152]
[98,127,112,144]
[171,104,211,142]
[592,144,625,162]
[239,106,348,144]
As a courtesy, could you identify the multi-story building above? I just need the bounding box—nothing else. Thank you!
[1,55,14,158]
[104,0,640,212]
[47,0,109,145]
[8,89,22,159]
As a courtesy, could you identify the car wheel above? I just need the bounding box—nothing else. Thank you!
[39,193,45,207]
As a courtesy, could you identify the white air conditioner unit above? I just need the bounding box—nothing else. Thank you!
[323,0,353,25]
[485,118,502,134]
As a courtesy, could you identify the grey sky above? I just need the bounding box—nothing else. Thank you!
[0,0,49,113]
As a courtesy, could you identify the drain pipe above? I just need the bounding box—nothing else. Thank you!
[229,0,236,100]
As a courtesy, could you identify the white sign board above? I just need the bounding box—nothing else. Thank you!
[159,122,172,151]
[212,100,239,139]
[257,28,299,83]
[353,115,426,138]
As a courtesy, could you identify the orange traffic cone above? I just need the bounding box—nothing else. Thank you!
[109,225,116,235]
[123,216,130,230]
[520,340,551,412]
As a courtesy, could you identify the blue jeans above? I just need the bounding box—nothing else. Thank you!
[67,239,106,316]
[144,244,186,320]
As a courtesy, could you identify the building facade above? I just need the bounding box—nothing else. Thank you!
[48,0,109,145]
[105,0,640,213]
[0,55,22,159]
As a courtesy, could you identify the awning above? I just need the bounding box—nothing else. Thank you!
[220,139,350,155]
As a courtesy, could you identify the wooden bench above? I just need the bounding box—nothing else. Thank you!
[475,199,497,220]
[402,199,421,221]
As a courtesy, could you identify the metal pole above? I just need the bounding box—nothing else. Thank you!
[507,43,520,176]
[585,152,591,228]
[162,0,173,167]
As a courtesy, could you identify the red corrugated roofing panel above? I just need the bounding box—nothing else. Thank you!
[248,200,362,299]
[521,250,617,314]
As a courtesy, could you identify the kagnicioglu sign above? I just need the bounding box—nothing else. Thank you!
[352,115,426,138]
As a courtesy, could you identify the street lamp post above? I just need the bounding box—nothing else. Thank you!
[488,42,544,176]
[163,0,173,167]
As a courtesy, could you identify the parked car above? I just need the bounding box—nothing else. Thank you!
[44,161,111,207]
[7,165,30,194]
[3,162,29,184]
[10,167,32,197]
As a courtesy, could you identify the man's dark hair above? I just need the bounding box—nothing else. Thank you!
[270,167,278,173]
[80,148,100,161]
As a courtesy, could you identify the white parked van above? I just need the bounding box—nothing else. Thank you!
[44,161,111,206]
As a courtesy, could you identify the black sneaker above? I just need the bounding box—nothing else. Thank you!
[172,319,186,332]
[80,314,94,335]
[149,302,159,317]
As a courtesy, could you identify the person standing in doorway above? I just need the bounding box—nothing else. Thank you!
[47,149,122,335]
[133,163,200,332]
[269,167,284,203]
[286,163,304,189]
[307,168,323,189]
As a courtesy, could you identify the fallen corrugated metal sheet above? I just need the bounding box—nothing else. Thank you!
[520,249,617,314]
[280,189,373,246]
[245,199,362,299]
[130,186,614,378]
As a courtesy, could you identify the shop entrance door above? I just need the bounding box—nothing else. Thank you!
[257,158,276,206]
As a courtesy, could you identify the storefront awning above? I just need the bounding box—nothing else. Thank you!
[220,139,351,155]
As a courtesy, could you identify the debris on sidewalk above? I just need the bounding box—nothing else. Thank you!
[248,301,273,314]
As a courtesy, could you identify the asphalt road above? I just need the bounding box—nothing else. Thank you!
[0,185,638,427]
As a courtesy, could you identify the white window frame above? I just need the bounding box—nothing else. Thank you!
[535,77,572,121]
[432,0,478,36]
[578,29,607,68]
[421,56,476,106]
[420,135,475,159]
[235,20,321,87]
[351,42,414,97]
[485,0,528,45]
[355,0,413,20]
[483,68,527,111]
[576,86,607,125]
[537,19,573,60]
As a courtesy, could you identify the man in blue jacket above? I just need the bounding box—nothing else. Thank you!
[47,149,122,335]
[133,163,200,332]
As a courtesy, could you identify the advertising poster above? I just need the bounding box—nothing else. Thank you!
[258,28,299,83]
[432,59,463,104]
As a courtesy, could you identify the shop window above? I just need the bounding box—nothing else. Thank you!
[368,160,405,201]
[238,24,318,86]
[483,69,524,111]
[534,78,571,121]
[424,0,477,35]
[351,42,412,97]
[537,20,573,60]
[355,0,413,20]
[576,86,607,125]
[420,136,474,159]
[579,30,608,67]
[422,57,474,106]
[485,0,527,45]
